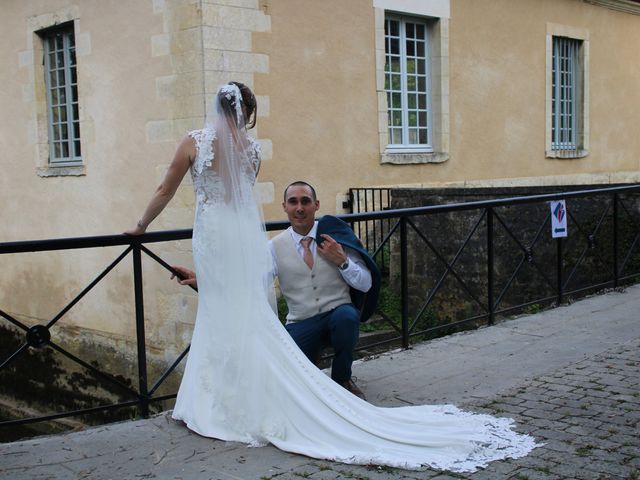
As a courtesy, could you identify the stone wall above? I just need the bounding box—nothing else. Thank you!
[385,185,640,329]
[0,322,180,441]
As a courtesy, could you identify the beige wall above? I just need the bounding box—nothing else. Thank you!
[254,0,381,218]
[448,0,640,185]
[3,0,172,240]
[2,0,202,360]
[1,0,275,361]
[2,0,640,361]
[2,1,167,355]
[255,0,640,218]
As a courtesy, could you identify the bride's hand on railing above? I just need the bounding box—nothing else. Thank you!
[171,265,198,289]
[124,221,147,236]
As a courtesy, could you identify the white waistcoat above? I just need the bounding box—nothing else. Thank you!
[272,231,352,322]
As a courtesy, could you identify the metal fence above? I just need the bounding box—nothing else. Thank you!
[347,188,393,272]
[2,184,640,436]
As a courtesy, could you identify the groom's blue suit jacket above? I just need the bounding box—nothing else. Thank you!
[316,215,381,322]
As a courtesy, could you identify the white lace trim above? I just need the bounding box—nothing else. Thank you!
[247,136,261,173]
[188,128,217,175]
[187,128,261,212]
[188,128,261,179]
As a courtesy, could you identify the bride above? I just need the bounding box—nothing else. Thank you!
[126,81,537,472]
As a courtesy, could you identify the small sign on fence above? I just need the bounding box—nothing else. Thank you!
[550,200,568,238]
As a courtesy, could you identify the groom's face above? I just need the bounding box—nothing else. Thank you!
[283,185,319,235]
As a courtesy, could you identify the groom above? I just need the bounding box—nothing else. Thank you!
[173,181,380,400]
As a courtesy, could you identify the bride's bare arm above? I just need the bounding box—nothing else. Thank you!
[125,136,196,235]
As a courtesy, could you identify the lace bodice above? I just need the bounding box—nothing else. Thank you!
[188,127,261,208]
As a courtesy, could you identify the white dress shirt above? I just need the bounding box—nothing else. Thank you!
[268,221,372,293]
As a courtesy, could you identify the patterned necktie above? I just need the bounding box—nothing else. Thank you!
[300,237,314,270]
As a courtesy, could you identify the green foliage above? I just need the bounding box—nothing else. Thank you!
[378,281,402,325]
[361,280,402,333]
[522,303,542,315]
[276,295,288,325]
[372,241,391,275]
[575,445,594,457]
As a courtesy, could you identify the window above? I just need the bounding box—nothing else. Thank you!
[545,24,589,159]
[42,24,81,165]
[551,37,582,152]
[384,16,431,152]
[375,7,448,164]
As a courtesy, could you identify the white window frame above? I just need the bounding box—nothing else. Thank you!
[375,7,449,165]
[551,36,581,151]
[42,24,82,166]
[384,15,432,153]
[545,24,589,159]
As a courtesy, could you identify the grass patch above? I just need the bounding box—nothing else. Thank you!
[575,445,594,457]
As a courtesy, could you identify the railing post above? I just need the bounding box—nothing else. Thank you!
[364,189,370,252]
[400,216,409,349]
[487,208,495,325]
[613,192,619,288]
[132,243,149,418]
[556,236,563,306]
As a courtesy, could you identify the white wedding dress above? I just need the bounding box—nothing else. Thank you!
[171,126,537,473]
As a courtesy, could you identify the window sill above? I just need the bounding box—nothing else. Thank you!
[381,151,449,165]
[546,149,589,159]
[37,165,86,177]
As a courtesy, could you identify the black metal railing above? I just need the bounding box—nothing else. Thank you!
[347,188,392,273]
[2,184,640,435]
[348,184,640,352]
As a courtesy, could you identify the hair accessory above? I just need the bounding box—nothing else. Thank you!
[219,83,244,127]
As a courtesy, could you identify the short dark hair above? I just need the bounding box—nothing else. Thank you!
[283,181,317,202]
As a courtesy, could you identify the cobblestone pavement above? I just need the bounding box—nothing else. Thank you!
[3,338,637,480]
[261,338,640,480]
[1,288,639,480]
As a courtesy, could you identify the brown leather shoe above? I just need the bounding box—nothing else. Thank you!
[339,379,366,401]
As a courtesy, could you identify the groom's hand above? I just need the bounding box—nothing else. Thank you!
[317,234,347,267]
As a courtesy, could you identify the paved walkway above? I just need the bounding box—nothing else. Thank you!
[2,286,640,480]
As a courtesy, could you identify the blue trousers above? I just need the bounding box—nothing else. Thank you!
[284,303,360,383]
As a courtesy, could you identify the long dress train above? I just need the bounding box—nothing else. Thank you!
[171,126,537,473]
